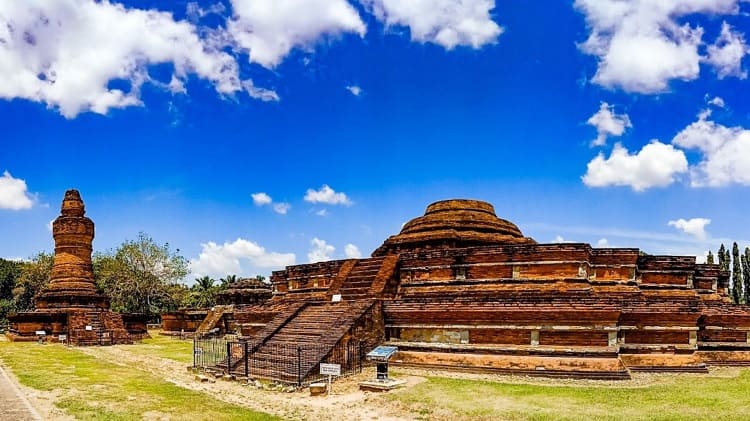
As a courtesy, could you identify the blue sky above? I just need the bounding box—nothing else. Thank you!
[2,0,750,281]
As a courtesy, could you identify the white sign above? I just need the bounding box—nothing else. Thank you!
[59,335,67,341]
[35,330,46,335]
[85,325,93,331]
[331,294,342,302]
[320,363,341,376]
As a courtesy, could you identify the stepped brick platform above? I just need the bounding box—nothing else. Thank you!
[6,190,147,345]
[197,199,750,380]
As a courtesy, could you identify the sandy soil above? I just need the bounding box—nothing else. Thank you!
[5,338,745,420]
[77,345,424,420]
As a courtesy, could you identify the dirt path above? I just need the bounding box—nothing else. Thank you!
[0,362,42,421]
[77,346,422,420]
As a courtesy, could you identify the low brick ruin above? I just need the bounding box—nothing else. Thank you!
[6,190,147,345]
[195,199,750,380]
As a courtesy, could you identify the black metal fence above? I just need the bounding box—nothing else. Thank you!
[193,338,367,386]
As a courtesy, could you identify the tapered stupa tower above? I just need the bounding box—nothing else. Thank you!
[6,189,147,345]
[35,189,108,309]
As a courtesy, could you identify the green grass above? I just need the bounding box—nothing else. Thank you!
[0,341,277,420]
[389,370,750,421]
[122,330,194,364]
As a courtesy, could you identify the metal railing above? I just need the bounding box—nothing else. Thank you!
[194,337,367,387]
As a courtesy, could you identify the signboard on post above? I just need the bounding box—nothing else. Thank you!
[320,363,341,376]
[320,363,341,395]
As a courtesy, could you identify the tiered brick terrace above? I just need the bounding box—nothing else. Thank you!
[196,199,750,379]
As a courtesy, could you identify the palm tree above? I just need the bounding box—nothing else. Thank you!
[220,274,239,287]
[194,276,215,291]
[191,276,216,308]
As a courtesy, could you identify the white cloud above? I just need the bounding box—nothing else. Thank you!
[582,141,688,191]
[47,220,53,232]
[315,209,329,217]
[668,217,711,240]
[574,0,739,93]
[304,184,352,206]
[672,110,750,186]
[0,171,34,210]
[344,243,362,258]
[273,202,291,215]
[708,95,725,108]
[345,85,362,96]
[587,102,632,146]
[308,237,335,263]
[551,235,569,243]
[227,0,366,69]
[597,238,609,247]
[189,238,295,278]
[364,0,502,49]
[0,0,269,118]
[705,21,748,79]
[251,192,273,206]
[252,192,290,214]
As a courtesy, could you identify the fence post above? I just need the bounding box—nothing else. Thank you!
[297,345,302,388]
[193,337,196,368]
[227,342,232,374]
[244,341,249,378]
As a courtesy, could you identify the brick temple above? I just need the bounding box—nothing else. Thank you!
[7,190,147,345]
[180,199,750,379]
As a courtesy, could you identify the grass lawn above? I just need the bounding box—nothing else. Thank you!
[0,341,277,420]
[389,370,750,421]
[122,330,194,364]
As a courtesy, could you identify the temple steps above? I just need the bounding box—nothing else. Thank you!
[196,305,233,335]
[336,258,387,301]
[223,300,376,382]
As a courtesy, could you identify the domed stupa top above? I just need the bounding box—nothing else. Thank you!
[372,199,535,256]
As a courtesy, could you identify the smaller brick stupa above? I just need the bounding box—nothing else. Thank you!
[7,190,145,345]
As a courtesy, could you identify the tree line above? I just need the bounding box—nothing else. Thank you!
[707,243,750,305]
[0,232,266,324]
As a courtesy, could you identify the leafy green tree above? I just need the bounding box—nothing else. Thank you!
[0,258,22,324]
[743,247,750,306]
[95,232,188,321]
[706,251,715,265]
[189,276,217,308]
[719,244,729,271]
[0,258,22,301]
[12,252,53,311]
[732,243,743,304]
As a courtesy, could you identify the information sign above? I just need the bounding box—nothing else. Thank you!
[320,363,341,376]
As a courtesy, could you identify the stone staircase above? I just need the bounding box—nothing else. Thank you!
[221,300,376,383]
[338,257,385,300]
[196,305,233,336]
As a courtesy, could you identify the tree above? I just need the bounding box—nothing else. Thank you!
[706,251,715,265]
[219,274,238,287]
[12,252,53,311]
[0,258,22,325]
[189,276,217,308]
[95,232,188,321]
[743,247,750,306]
[719,244,729,271]
[732,242,743,304]
[0,258,22,301]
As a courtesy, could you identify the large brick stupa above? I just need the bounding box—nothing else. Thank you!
[6,190,147,345]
